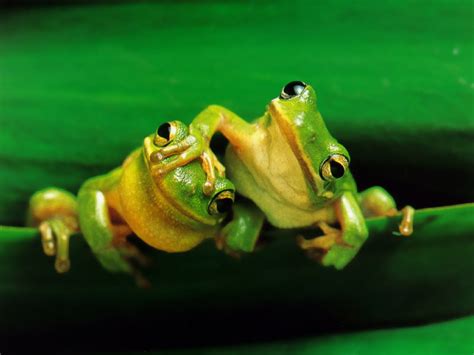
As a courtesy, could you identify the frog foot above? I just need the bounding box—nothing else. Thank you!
[38,216,78,273]
[297,222,340,255]
[296,222,356,269]
[122,246,152,289]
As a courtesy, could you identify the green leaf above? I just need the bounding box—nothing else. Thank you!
[1,204,473,349]
[169,315,474,355]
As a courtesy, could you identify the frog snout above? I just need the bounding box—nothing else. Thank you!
[320,154,349,181]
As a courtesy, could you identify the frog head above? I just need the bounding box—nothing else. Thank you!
[143,121,235,225]
[267,81,350,204]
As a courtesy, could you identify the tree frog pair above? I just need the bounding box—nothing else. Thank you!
[148,81,414,269]
[27,81,413,281]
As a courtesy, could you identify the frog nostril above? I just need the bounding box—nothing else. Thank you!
[329,160,345,179]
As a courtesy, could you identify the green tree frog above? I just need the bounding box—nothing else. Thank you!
[27,121,264,281]
[150,81,414,269]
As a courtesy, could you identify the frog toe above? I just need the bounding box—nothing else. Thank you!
[94,244,152,287]
[297,233,338,251]
[39,221,56,256]
[398,205,415,236]
[119,242,152,268]
[38,218,75,273]
[55,257,71,273]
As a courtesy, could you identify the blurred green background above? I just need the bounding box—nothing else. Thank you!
[0,0,473,353]
[1,0,473,226]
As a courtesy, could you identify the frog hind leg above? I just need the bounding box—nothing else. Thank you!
[77,184,131,273]
[77,183,150,287]
[27,187,79,273]
[359,186,414,236]
[215,200,265,257]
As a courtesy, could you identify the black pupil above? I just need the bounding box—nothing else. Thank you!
[283,81,306,97]
[157,123,171,140]
[216,198,233,214]
[330,160,345,179]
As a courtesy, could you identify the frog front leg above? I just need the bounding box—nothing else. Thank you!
[150,106,253,187]
[359,186,414,236]
[215,200,265,255]
[297,191,368,270]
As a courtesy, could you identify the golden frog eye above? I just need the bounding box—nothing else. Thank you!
[280,80,307,100]
[320,154,349,181]
[208,190,235,216]
[154,122,176,147]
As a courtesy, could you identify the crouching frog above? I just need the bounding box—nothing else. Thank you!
[27,121,264,283]
[150,81,414,269]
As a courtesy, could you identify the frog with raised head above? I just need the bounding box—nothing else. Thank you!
[150,81,414,269]
[27,121,264,281]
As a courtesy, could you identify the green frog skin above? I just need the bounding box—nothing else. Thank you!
[150,81,414,269]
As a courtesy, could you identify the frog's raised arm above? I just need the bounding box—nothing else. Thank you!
[150,105,254,192]
[190,105,255,148]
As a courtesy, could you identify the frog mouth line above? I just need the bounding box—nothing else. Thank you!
[268,102,322,198]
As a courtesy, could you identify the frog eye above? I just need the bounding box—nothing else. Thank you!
[208,190,235,216]
[280,81,307,100]
[320,154,349,181]
[154,122,177,147]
